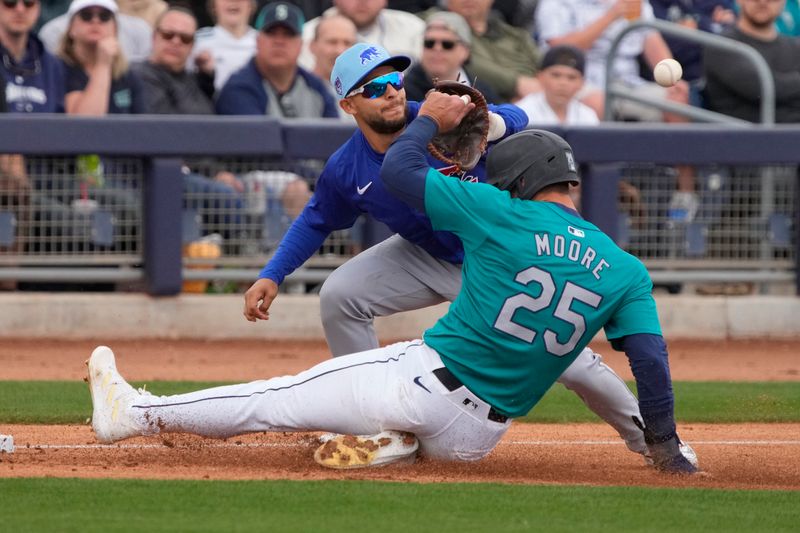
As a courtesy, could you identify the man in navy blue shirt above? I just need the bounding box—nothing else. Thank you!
[0,0,65,277]
[241,42,659,464]
[216,1,338,118]
[0,0,64,113]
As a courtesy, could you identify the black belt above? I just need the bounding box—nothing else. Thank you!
[432,367,509,424]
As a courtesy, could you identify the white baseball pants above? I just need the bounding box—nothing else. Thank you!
[130,340,511,461]
[318,234,647,454]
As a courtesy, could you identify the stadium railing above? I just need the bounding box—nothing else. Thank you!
[0,115,796,295]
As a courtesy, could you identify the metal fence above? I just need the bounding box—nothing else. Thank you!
[618,163,795,264]
[0,116,797,295]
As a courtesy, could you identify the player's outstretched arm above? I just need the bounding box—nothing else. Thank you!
[242,209,334,323]
[616,333,698,474]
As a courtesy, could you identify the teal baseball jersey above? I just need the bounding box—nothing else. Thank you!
[422,169,662,418]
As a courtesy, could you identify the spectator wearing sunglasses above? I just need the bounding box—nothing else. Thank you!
[216,2,338,117]
[191,0,258,92]
[40,0,152,62]
[134,7,250,249]
[0,0,66,113]
[133,6,214,114]
[58,0,143,114]
[243,42,528,358]
[419,0,542,103]
[403,11,499,104]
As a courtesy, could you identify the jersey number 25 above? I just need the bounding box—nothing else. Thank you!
[493,266,602,356]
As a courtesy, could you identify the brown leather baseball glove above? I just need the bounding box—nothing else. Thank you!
[427,80,490,171]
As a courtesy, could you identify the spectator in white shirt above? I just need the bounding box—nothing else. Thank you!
[192,0,257,91]
[535,0,689,122]
[117,0,167,28]
[517,44,645,223]
[516,45,599,127]
[298,0,424,70]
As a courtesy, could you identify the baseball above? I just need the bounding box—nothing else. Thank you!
[653,58,683,87]
[460,95,471,105]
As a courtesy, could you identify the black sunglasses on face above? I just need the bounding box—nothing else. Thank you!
[157,28,195,45]
[424,39,457,50]
[1,0,38,9]
[77,8,113,22]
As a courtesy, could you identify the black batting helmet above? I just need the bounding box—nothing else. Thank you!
[486,129,580,200]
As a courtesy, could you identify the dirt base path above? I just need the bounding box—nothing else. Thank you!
[1,338,798,490]
[1,338,798,381]
[1,423,798,491]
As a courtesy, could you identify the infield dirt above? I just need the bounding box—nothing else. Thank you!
[1,338,798,490]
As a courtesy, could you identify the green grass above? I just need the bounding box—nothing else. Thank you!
[0,478,797,533]
[1,380,799,424]
[522,381,800,423]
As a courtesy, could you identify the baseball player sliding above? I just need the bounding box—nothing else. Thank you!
[240,43,655,462]
[87,97,697,473]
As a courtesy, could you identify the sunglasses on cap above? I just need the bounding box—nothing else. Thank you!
[157,28,195,45]
[77,7,114,22]
[347,71,404,99]
[423,39,457,51]
[1,0,37,8]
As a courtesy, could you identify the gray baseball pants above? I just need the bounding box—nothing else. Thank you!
[319,234,647,454]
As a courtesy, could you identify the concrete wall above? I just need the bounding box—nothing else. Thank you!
[0,293,797,340]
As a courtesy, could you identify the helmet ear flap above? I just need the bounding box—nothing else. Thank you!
[511,177,526,198]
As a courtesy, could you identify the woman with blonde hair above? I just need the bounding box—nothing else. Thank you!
[58,0,143,114]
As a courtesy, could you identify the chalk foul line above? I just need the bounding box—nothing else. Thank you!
[10,439,800,451]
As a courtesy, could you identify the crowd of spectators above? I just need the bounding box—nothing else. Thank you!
[5,1,800,122]
[2,0,800,285]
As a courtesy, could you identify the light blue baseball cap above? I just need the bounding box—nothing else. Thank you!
[330,43,411,100]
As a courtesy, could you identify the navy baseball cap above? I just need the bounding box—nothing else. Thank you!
[255,2,304,35]
[540,45,586,75]
[330,43,411,100]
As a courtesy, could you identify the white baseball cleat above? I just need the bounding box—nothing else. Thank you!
[313,430,419,469]
[86,346,147,444]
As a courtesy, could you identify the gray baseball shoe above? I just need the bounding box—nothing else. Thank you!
[314,430,419,469]
[643,440,699,469]
[86,346,148,444]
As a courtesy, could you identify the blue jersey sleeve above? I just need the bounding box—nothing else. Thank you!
[258,155,362,284]
[258,212,331,285]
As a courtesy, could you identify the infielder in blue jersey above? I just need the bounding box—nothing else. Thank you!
[86,93,697,474]
[239,43,656,462]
